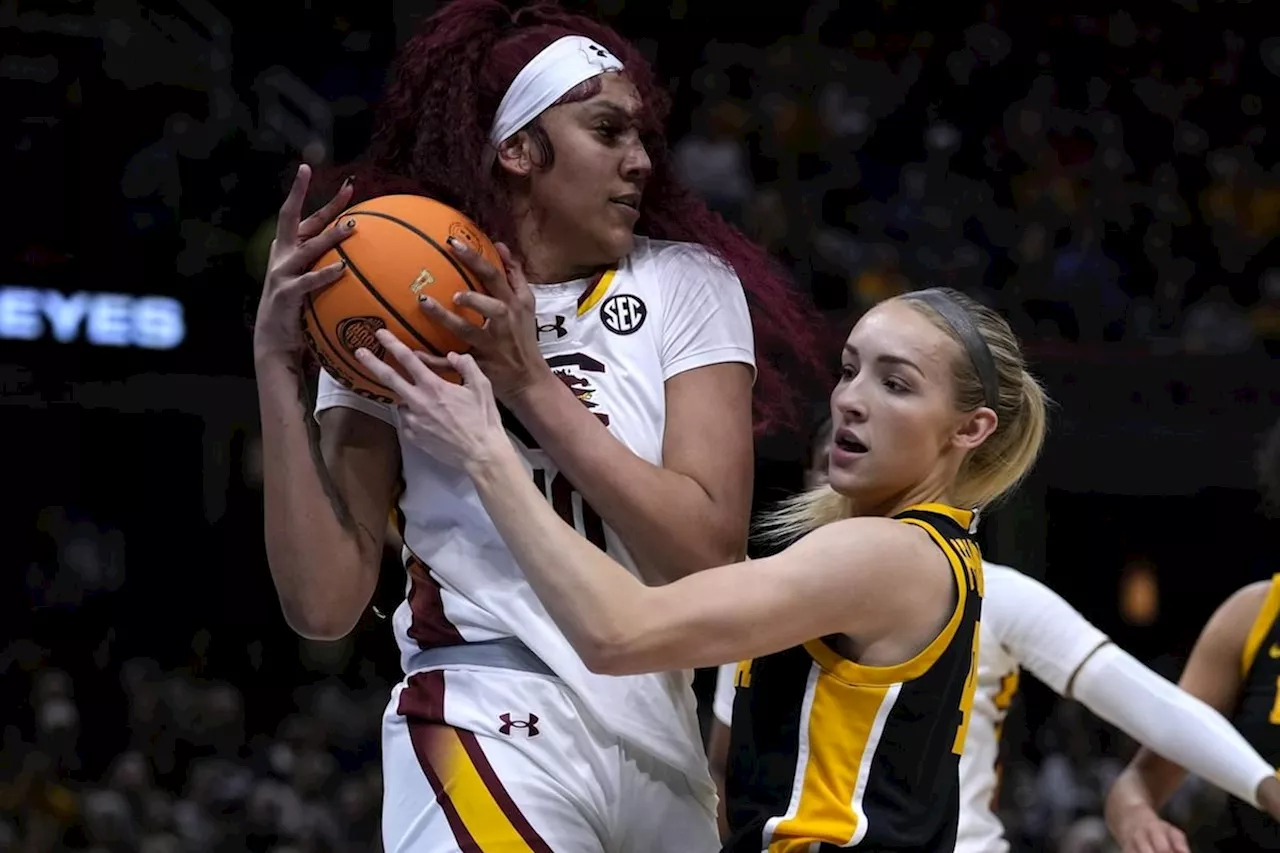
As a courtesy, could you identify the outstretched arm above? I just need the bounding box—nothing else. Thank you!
[988,570,1274,809]
[464,437,948,673]
[1103,582,1280,852]
[353,343,958,676]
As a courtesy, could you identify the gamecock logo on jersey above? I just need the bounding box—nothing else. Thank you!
[547,352,610,426]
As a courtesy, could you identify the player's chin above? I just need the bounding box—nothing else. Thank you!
[827,466,888,509]
[594,227,636,264]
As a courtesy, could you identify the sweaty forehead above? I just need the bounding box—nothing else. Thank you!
[846,301,957,368]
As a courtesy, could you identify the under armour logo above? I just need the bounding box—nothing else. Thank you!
[537,315,567,340]
[580,42,614,69]
[498,713,540,736]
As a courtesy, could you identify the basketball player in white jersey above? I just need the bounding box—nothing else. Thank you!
[709,417,1280,852]
[250,2,820,850]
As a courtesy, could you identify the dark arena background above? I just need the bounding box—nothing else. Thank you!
[3,1,1278,850]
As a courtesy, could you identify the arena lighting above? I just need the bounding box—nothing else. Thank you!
[0,286,185,349]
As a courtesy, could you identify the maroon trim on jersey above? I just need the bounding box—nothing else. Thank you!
[400,671,478,849]
[576,269,609,312]
[399,671,555,851]
[406,553,465,648]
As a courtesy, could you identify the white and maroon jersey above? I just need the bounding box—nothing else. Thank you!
[315,236,755,792]
[712,562,1110,853]
[955,562,1109,853]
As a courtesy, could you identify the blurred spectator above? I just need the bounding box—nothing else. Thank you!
[672,98,756,223]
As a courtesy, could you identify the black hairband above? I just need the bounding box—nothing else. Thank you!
[902,289,1000,411]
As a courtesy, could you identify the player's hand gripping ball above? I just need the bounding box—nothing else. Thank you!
[302,193,506,403]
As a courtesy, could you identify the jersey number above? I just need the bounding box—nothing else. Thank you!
[532,469,607,550]
[953,625,981,755]
[1271,676,1280,725]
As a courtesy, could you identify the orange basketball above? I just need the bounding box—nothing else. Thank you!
[301,194,503,404]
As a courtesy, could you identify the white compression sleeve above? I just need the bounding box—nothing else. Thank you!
[1072,643,1274,808]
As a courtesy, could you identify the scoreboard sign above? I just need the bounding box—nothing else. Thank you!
[0,287,185,350]
[1,1,365,382]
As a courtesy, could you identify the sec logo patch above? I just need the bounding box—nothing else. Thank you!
[600,293,647,335]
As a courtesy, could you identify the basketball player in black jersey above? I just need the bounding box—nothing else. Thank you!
[1106,416,1280,853]
[353,286,1049,852]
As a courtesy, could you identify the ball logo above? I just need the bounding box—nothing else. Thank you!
[600,293,646,335]
[447,222,482,252]
[301,315,393,405]
[410,268,436,296]
[337,316,388,357]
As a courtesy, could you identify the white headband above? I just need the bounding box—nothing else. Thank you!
[487,35,625,156]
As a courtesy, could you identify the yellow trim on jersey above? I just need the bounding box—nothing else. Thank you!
[804,515,980,686]
[952,624,981,754]
[908,502,976,533]
[767,676,895,851]
[576,269,615,316]
[989,668,1021,807]
[994,669,1021,714]
[1241,574,1280,679]
[425,726,543,851]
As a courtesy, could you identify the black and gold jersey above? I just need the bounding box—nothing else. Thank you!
[1223,574,1280,850]
[724,503,984,853]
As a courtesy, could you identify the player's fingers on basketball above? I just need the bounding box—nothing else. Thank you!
[298,177,354,241]
[290,260,347,295]
[417,295,482,344]
[447,351,491,393]
[293,217,358,272]
[276,164,311,246]
[494,242,532,307]
[412,351,452,373]
[447,236,512,298]
[372,329,438,386]
[452,291,507,321]
[395,351,453,391]
[353,346,416,400]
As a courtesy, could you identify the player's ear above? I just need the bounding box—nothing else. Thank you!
[951,406,997,452]
[496,133,535,178]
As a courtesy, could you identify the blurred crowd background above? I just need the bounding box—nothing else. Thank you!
[3,0,1278,851]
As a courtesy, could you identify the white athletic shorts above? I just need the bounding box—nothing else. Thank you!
[381,665,720,852]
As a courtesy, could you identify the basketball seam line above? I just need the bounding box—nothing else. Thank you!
[333,243,446,358]
[304,297,388,391]
[344,210,483,294]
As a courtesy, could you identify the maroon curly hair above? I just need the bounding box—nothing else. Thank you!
[325,0,826,434]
